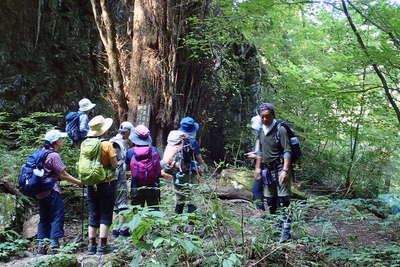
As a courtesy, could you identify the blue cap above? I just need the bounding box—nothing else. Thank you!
[178,117,199,136]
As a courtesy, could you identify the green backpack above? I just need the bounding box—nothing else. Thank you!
[77,138,106,185]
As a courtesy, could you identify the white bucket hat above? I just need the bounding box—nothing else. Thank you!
[79,98,96,112]
[87,115,113,137]
[44,129,68,144]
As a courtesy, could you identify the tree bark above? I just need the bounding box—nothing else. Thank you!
[90,0,129,122]
[129,0,210,147]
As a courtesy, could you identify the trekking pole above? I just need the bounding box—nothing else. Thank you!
[81,185,84,240]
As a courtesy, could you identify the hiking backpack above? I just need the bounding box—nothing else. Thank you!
[275,121,301,163]
[18,149,57,197]
[77,138,107,185]
[65,111,83,143]
[173,137,198,173]
[129,146,161,187]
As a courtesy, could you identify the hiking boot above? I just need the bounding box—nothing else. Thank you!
[251,210,265,219]
[112,228,120,238]
[49,239,60,250]
[97,245,115,255]
[119,227,130,237]
[88,245,97,255]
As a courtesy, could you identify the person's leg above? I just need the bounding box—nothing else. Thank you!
[174,183,186,214]
[145,187,160,211]
[264,182,278,215]
[114,169,129,212]
[49,191,65,248]
[97,181,117,255]
[131,185,146,207]
[276,169,292,242]
[87,185,100,254]
[252,178,265,211]
[37,196,52,255]
[113,170,129,237]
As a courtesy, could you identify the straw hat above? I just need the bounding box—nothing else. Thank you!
[87,115,113,137]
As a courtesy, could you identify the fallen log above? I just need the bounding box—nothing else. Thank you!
[205,186,253,201]
[0,180,20,196]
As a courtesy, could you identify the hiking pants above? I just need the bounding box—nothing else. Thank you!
[87,180,117,227]
[37,190,65,240]
[173,172,198,214]
[252,178,264,210]
[131,185,160,210]
[114,166,129,213]
[263,165,291,215]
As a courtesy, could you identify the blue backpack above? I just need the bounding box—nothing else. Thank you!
[65,112,84,143]
[175,137,198,173]
[18,149,56,197]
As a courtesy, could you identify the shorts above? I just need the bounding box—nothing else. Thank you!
[87,180,117,227]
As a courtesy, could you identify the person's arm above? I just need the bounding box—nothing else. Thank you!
[245,139,260,159]
[254,129,262,179]
[161,169,174,180]
[278,126,292,185]
[255,156,262,180]
[79,113,89,133]
[60,170,81,185]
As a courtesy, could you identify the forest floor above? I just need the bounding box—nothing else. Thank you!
[2,172,400,266]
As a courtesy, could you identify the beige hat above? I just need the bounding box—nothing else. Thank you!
[87,115,113,137]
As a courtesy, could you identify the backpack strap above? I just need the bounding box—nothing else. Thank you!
[150,147,156,178]
[151,146,161,178]
[130,148,139,179]
[37,149,57,169]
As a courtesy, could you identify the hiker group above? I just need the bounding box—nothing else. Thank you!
[18,98,297,255]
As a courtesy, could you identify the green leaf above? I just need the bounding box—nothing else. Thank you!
[222,259,234,267]
[130,250,142,267]
[153,237,164,248]
[177,238,197,254]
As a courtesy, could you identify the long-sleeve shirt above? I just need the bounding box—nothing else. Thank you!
[79,113,89,136]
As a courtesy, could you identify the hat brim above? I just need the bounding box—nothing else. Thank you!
[131,134,152,146]
[79,103,96,112]
[178,122,199,136]
[59,132,68,139]
[43,132,68,142]
[87,118,113,137]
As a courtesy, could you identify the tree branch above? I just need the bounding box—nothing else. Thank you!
[342,0,400,124]
[346,0,400,50]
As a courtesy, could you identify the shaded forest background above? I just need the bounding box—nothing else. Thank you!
[1,0,399,196]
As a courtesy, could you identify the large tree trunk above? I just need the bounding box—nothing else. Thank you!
[90,0,130,122]
[129,0,210,147]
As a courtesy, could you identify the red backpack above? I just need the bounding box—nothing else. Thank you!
[129,146,161,186]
